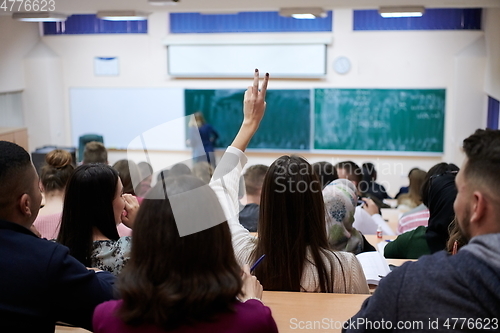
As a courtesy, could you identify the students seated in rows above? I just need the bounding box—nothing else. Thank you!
[0,141,115,332]
[33,149,74,239]
[210,77,369,293]
[344,128,500,331]
[335,161,394,236]
[93,70,278,333]
[57,164,139,275]
[384,163,458,259]
[323,179,375,254]
[239,164,268,232]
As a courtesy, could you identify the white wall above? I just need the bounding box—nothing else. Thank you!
[6,9,495,195]
[0,17,40,94]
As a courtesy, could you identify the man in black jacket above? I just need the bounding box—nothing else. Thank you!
[0,141,115,332]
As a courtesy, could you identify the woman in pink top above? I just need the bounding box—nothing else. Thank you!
[93,70,277,333]
[33,149,74,239]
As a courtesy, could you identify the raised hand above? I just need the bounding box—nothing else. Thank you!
[231,69,270,152]
[243,69,269,130]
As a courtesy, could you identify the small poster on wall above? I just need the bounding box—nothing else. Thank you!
[94,57,119,76]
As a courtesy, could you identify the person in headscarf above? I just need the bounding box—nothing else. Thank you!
[384,170,458,259]
[323,179,374,254]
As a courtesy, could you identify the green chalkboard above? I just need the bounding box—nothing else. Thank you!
[314,89,446,152]
[185,89,310,150]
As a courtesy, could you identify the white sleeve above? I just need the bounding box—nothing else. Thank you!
[209,146,255,265]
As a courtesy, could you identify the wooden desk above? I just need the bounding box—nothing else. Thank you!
[55,292,370,333]
[364,234,397,248]
[263,291,369,332]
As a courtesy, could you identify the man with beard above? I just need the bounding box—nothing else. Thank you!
[343,128,500,333]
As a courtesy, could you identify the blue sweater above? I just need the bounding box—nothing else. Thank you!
[344,233,500,332]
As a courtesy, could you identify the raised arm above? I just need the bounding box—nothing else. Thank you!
[210,69,269,265]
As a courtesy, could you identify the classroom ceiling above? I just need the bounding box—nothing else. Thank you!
[19,0,500,15]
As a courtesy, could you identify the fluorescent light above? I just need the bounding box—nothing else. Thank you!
[12,12,67,22]
[379,6,425,18]
[279,7,327,19]
[97,11,149,21]
[148,0,179,5]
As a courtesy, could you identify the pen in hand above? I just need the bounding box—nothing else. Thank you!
[250,254,266,273]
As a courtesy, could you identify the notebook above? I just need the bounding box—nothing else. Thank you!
[355,251,391,285]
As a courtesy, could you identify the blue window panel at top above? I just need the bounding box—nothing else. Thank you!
[487,96,500,130]
[170,11,333,33]
[44,14,148,35]
[353,8,481,31]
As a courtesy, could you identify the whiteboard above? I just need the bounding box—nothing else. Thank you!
[70,88,185,150]
[167,44,326,78]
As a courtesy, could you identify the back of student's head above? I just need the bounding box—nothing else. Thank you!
[244,164,269,196]
[0,141,35,217]
[424,167,458,253]
[407,169,427,204]
[361,162,376,182]
[117,175,241,330]
[462,129,500,198]
[335,161,363,186]
[40,149,74,194]
[421,163,460,207]
[58,164,120,266]
[169,163,192,177]
[113,159,140,196]
[137,161,153,181]
[312,161,338,188]
[83,141,107,164]
[192,161,214,184]
[255,155,333,292]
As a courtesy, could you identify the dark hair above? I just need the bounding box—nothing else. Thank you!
[312,161,338,188]
[335,161,363,185]
[113,159,140,196]
[421,163,460,207]
[253,155,335,292]
[117,175,242,330]
[57,164,120,266]
[462,128,500,196]
[0,141,33,212]
[137,161,153,181]
[361,162,376,182]
[244,164,269,196]
[169,163,192,177]
[83,141,107,164]
[40,149,74,193]
[424,171,458,253]
[446,220,467,254]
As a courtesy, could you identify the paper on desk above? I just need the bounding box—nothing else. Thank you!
[356,251,391,285]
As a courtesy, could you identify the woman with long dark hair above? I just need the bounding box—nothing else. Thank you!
[92,70,277,332]
[57,163,139,275]
[219,155,368,293]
